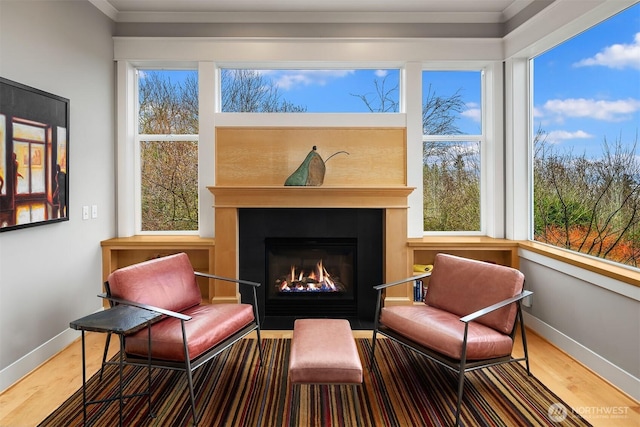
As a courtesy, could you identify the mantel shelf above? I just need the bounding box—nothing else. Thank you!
[207,186,415,209]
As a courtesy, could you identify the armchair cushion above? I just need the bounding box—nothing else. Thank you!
[107,252,201,313]
[425,254,524,334]
[125,303,255,361]
[379,305,513,360]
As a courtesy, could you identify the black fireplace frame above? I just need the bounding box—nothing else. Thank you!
[238,208,382,328]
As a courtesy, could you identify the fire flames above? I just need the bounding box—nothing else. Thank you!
[276,259,341,292]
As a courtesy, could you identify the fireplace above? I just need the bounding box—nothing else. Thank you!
[238,208,382,329]
[265,237,357,316]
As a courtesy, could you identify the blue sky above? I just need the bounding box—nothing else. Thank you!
[533,3,640,158]
[256,68,401,113]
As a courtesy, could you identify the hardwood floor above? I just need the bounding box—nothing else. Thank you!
[0,328,637,427]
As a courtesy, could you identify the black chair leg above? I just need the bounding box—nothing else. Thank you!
[455,370,465,427]
[99,332,112,380]
[185,368,198,426]
[369,330,378,369]
[256,328,264,366]
[518,306,531,376]
[455,350,467,427]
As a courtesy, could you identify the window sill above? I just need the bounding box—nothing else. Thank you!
[518,241,639,288]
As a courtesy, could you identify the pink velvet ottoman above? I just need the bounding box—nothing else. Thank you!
[288,318,363,384]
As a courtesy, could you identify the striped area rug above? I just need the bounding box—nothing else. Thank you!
[39,338,590,426]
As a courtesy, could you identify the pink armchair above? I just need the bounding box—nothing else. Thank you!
[371,253,532,426]
[101,252,262,426]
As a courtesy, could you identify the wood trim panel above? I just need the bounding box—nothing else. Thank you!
[408,236,520,269]
[215,127,407,187]
[208,186,414,208]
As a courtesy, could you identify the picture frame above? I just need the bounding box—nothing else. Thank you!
[0,77,69,232]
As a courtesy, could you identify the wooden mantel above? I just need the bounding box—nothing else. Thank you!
[208,186,413,208]
[207,185,415,306]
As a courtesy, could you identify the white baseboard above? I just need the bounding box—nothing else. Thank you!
[0,328,79,393]
[524,312,639,401]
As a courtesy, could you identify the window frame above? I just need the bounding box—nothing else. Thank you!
[524,6,640,272]
[421,68,487,236]
[133,66,200,235]
[217,67,403,113]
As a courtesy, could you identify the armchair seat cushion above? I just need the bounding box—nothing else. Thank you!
[125,303,255,361]
[380,305,514,360]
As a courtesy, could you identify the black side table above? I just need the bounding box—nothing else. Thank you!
[70,304,162,426]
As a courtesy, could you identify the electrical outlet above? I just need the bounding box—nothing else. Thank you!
[91,205,98,219]
[82,206,89,220]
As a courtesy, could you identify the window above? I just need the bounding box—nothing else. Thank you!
[12,120,48,223]
[13,121,46,195]
[531,4,640,268]
[220,68,400,112]
[422,71,483,232]
[137,69,198,232]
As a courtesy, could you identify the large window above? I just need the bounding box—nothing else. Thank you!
[422,70,483,232]
[137,69,198,232]
[532,3,640,268]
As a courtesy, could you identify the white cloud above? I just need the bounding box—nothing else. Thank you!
[461,102,481,122]
[542,98,640,122]
[546,130,593,144]
[533,106,544,118]
[574,32,640,70]
[266,70,355,90]
[375,69,389,78]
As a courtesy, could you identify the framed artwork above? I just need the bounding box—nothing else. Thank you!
[0,77,69,232]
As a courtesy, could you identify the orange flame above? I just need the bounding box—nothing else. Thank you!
[279,259,340,292]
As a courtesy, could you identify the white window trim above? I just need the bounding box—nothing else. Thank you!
[116,60,137,237]
[421,65,504,237]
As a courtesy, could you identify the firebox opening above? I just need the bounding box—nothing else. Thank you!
[266,237,356,304]
[238,208,382,328]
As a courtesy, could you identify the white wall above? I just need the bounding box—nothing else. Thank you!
[0,1,115,391]
[520,251,640,400]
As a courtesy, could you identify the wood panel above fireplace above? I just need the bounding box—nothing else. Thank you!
[215,127,407,187]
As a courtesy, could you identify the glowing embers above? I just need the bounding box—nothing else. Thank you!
[277,259,345,293]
